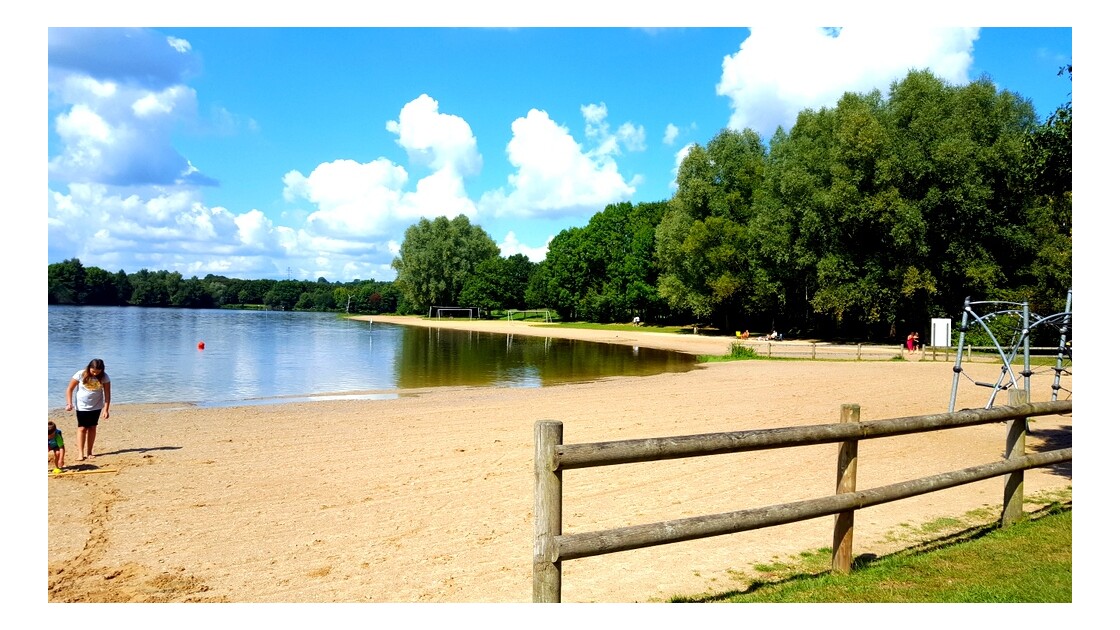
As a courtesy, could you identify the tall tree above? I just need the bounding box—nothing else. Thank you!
[391,215,500,311]
[530,202,669,323]
[656,130,767,331]
[459,254,536,313]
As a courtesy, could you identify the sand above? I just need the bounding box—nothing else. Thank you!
[46,315,1073,603]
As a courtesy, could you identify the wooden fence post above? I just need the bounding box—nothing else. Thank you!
[1002,390,1028,527]
[832,403,860,574]
[533,420,564,602]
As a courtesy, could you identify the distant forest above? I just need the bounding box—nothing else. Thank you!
[47,259,402,315]
[49,70,1071,342]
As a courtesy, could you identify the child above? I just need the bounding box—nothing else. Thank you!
[48,421,66,473]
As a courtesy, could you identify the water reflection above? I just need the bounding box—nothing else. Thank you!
[392,326,696,389]
[47,306,697,406]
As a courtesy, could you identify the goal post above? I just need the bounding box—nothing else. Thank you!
[435,308,475,320]
[505,309,553,323]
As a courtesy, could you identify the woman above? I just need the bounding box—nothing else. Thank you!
[65,358,111,460]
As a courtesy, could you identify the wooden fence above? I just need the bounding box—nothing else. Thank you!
[532,395,1072,602]
[740,343,1068,362]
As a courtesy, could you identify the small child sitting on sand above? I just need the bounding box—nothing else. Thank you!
[48,421,65,473]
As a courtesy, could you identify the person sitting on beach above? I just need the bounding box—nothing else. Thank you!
[48,421,65,473]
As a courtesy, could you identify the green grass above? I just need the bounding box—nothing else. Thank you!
[537,321,710,335]
[670,495,1071,603]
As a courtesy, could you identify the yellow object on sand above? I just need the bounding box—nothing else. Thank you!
[49,468,117,477]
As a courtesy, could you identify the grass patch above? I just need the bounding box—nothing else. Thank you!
[698,341,805,363]
[536,321,711,335]
[670,496,1071,603]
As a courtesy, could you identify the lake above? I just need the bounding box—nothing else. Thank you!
[47,306,697,409]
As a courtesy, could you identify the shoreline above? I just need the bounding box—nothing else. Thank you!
[47,316,1072,603]
[351,313,741,356]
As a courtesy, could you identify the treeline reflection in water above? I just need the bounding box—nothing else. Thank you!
[48,306,697,407]
[394,326,697,389]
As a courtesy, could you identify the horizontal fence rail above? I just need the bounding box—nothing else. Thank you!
[555,400,1069,470]
[533,398,1072,602]
[554,448,1069,561]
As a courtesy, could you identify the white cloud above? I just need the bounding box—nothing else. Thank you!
[663,123,679,145]
[48,29,211,187]
[283,158,409,238]
[48,184,283,270]
[166,37,191,54]
[46,182,396,282]
[284,95,482,241]
[499,231,551,263]
[617,122,646,152]
[132,85,190,118]
[387,94,482,175]
[480,108,635,219]
[669,143,696,191]
[580,101,646,156]
[717,26,980,136]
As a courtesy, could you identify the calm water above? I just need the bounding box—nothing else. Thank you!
[47,306,697,408]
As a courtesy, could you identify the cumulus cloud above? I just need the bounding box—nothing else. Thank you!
[49,27,201,90]
[46,182,396,281]
[669,143,697,192]
[48,28,214,187]
[48,84,486,281]
[480,108,636,219]
[283,158,409,238]
[663,123,680,145]
[717,26,980,136]
[386,94,482,176]
[284,95,482,241]
[48,183,292,275]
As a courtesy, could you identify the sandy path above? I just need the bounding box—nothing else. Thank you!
[46,317,1072,603]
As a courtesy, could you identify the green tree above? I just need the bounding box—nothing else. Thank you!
[263,280,302,311]
[129,269,170,306]
[459,254,536,313]
[530,202,669,323]
[1014,65,1072,316]
[48,258,86,304]
[391,215,500,311]
[656,130,768,330]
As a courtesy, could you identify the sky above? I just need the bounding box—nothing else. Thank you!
[44,20,1073,283]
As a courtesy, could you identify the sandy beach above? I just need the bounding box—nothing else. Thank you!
[46,315,1073,603]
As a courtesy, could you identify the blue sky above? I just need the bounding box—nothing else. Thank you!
[45,20,1073,283]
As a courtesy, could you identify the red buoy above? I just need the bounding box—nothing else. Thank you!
[197,341,205,350]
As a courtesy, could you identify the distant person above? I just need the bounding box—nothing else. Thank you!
[906,332,915,353]
[64,358,111,461]
[632,316,641,326]
[48,421,65,473]
[912,332,920,353]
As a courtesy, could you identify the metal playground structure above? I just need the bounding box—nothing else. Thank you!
[948,289,1072,412]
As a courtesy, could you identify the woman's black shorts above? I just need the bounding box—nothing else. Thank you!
[76,409,101,428]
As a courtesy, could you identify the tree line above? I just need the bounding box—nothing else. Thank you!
[48,258,402,314]
[49,70,1071,342]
